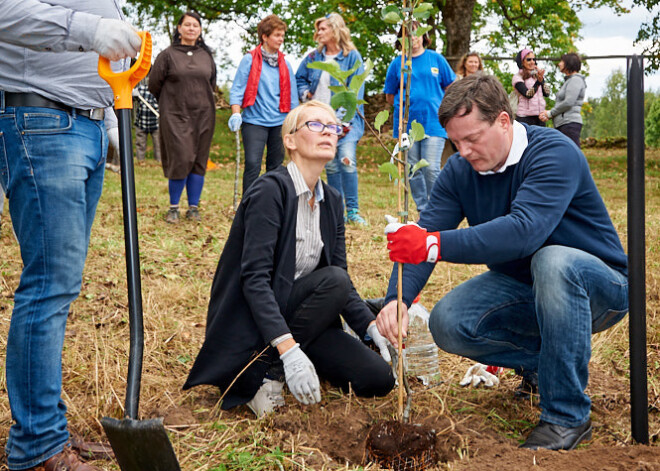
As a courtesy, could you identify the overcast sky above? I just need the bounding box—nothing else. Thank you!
[576,3,659,98]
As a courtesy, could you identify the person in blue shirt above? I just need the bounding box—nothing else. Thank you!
[229,14,299,194]
[295,13,367,225]
[383,22,455,213]
[376,74,628,452]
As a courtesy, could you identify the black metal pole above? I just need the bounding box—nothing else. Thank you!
[117,108,144,420]
[626,55,648,444]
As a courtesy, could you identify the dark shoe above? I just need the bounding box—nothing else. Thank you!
[520,419,592,450]
[165,208,180,224]
[185,207,201,222]
[514,372,539,400]
[28,447,102,470]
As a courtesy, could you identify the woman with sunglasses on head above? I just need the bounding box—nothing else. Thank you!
[184,101,394,417]
[295,13,367,225]
[512,48,550,126]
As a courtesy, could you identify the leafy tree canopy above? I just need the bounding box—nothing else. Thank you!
[125,0,657,91]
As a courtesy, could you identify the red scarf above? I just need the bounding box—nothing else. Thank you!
[242,44,291,113]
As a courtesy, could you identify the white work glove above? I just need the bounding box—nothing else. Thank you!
[280,343,321,405]
[459,363,500,388]
[228,113,242,132]
[92,19,142,62]
[367,322,392,363]
[107,127,119,154]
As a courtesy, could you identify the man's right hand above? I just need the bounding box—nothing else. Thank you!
[376,300,409,346]
[92,19,142,61]
[280,343,321,405]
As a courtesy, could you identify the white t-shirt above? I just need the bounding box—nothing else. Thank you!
[312,53,338,104]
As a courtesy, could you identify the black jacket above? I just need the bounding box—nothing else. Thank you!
[183,166,375,408]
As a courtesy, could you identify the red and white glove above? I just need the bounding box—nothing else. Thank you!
[384,215,440,265]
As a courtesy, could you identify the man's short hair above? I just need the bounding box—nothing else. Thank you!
[438,74,513,128]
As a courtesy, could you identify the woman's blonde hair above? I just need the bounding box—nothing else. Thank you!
[281,101,338,158]
[313,13,356,56]
[456,52,483,78]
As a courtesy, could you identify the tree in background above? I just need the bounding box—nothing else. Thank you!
[646,93,660,147]
[124,0,659,93]
[582,69,627,138]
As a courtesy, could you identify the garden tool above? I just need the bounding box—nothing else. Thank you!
[233,130,241,211]
[98,31,181,471]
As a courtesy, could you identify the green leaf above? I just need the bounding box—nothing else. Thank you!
[307,60,355,83]
[374,110,389,132]
[349,58,373,94]
[409,120,425,144]
[381,5,402,24]
[357,99,368,105]
[411,158,429,176]
[328,85,346,93]
[379,162,399,180]
[330,91,358,122]
[413,3,433,19]
[415,25,432,36]
[383,11,402,24]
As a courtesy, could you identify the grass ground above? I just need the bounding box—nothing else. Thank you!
[0,109,659,470]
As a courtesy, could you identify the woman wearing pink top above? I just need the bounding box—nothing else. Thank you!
[512,48,550,126]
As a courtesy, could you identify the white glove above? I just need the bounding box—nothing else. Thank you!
[92,19,142,61]
[107,127,119,154]
[228,113,242,132]
[459,363,500,388]
[367,322,391,363]
[280,343,321,405]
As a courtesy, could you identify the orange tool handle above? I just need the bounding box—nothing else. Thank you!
[98,31,152,110]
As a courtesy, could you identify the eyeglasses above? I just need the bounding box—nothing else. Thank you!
[525,57,537,63]
[291,120,343,136]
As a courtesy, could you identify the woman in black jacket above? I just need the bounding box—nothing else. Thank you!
[184,101,394,416]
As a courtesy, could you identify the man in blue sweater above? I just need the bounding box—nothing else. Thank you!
[376,74,628,451]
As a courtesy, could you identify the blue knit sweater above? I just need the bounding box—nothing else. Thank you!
[386,124,627,305]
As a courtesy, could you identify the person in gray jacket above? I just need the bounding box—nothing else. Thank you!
[0,1,141,469]
[539,53,586,147]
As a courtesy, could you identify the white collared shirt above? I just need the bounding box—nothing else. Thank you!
[287,162,325,280]
[478,120,529,175]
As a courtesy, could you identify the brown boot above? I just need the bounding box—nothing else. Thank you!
[29,448,103,471]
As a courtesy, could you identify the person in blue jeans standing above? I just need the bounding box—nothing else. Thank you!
[296,13,367,225]
[229,14,299,194]
[0,1,141,469]
[384,21,455,213]
[377,75,628,452]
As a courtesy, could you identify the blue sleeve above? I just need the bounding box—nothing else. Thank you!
[287,62,299,107]
[440,143,582,265]
[295,53,312,101]
[437,54,456,90]
[229,54,252,106]
[383,57,400,95]
[346,50,365,101]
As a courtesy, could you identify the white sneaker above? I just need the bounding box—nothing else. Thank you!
[247,379,285,418]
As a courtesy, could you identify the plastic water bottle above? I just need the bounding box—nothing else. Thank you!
[405,301,440,385]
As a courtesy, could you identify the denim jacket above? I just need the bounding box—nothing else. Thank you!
[295,47,364,141]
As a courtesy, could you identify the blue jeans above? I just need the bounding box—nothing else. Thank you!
[325,139,359,211]
[0,100,107,469]
[407,136,445,212]
[428,246,628,427]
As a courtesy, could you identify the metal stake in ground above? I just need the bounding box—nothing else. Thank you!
[233,130,241,211]
[98,32,181,471]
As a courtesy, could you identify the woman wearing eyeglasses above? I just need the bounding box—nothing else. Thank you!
[184,101,394,417]
[512,48,550,126]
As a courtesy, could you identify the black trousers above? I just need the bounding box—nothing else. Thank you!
[276,266,394,398]
[516,115,545,127]
[557,122,582,148]
[241,122,285,193]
